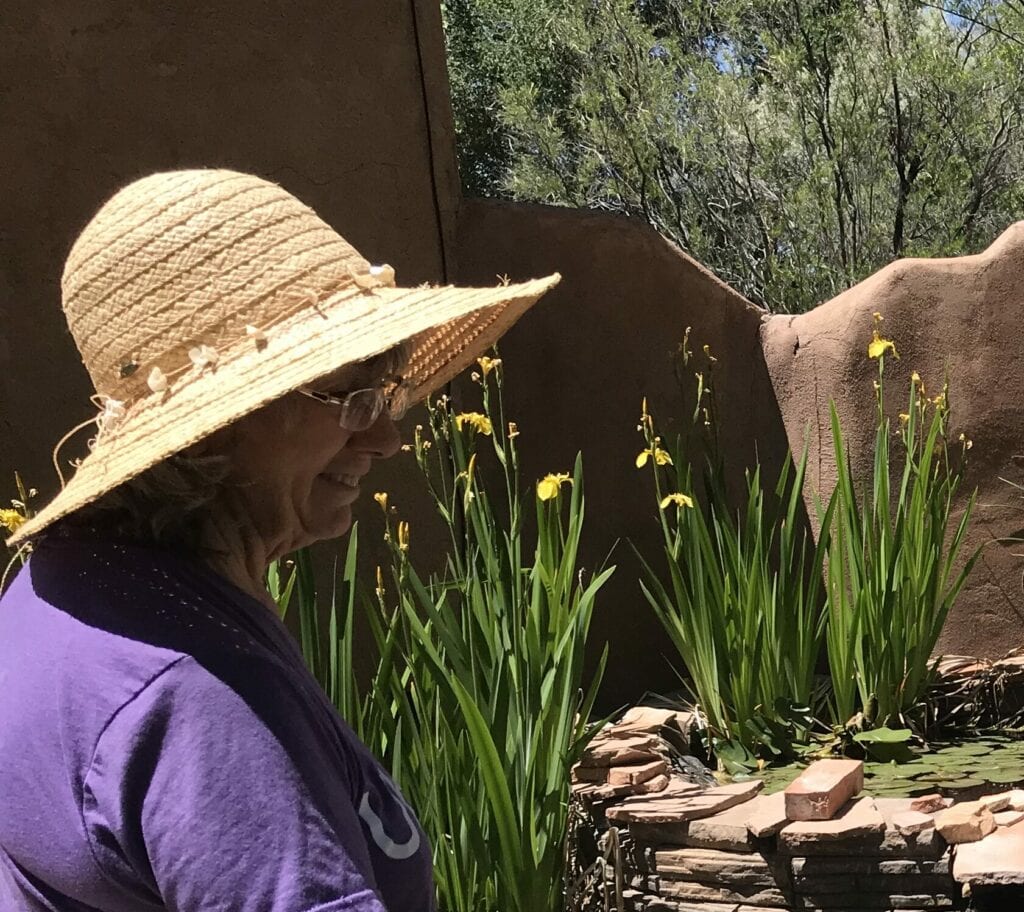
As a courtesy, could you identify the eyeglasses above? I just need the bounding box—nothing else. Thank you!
[297,377,410,431]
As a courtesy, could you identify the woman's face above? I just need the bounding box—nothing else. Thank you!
[216,362,402,559]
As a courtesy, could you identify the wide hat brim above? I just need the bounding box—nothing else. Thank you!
[10,273,560,545]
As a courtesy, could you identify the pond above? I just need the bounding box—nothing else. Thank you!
[736,734,1024,799]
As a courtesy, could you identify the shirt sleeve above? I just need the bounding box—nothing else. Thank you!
[82,655,388,912]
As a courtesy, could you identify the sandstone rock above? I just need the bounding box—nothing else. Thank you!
[856,798,950,859]
[615,705,682,733]
[911,793,952,814]
[785,759,864,821]
[791,855,951,877]
[993,809,1024,827]
[607,758,669,786]
[590,772,669,801]
[953,818,1024,886]
[606,779,762,824]
[934,801,996,844]
[616,777,703,804]
[892,810,934,835]
[659,878,789,907]
[571,764,609,784]
[778,797,886,852]
[581,734,663,767]
[635,773,671,794]
[979,792,1011,813]
[747,790,790,838]
[653,847,775,886]
[793,892,954,909]
[791,872,955,897]
[684,797,759,851]
[1006,789,1024,812]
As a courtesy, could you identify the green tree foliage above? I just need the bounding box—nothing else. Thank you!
[444,0,1024,312]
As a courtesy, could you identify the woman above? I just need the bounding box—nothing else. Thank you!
[0,169,559,912]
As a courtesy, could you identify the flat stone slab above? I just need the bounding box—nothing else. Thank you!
[994,809,1024,827]
[892,810,934,835]
[747,790,789,838]
[572,764,609,783]
[587,772,669,801]
[953,818,1024,885]
[790,870,955,895]
[911,793,950,814]
[580,733,663,766]
[607,779,762,824]
[793,894,954,909]
[611,705,695,738]
[608,758,669,786]
[979,792,1011,813]
[653,847,776,886]
[779,797,886,851]
[639,904,789,912]
[775,796,945,858]
[785,759,864,821]
[659,878,789,906]
[682,796,770,851]
[935,800,996,844]
[791,856,951,877]
[615,777,703,804]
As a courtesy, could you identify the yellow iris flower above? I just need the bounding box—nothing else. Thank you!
[0,509,25,534]
[454,412,493,435]
[636,447,673,468]
[537,473,573,501]
[476,356,502,376]
[867,331,898,360]
[659,493,695,510]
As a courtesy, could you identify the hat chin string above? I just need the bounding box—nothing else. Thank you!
[49,393,130,490]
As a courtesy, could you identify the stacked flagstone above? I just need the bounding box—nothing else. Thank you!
[572,706,699,802]
[575,718,1024,909]
[950,789,1024,899]
[583,756,962,911]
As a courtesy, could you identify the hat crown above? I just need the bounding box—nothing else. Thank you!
[62,169,369,399]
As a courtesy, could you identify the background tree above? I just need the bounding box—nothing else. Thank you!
[443,0,1024,312]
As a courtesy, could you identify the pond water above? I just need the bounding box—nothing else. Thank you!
[736,734,1024,799]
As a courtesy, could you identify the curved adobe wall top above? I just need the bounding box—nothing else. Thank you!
[452,198,791,704]
[762,224,1024,660]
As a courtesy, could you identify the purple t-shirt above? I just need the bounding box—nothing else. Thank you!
[0,533,434,912]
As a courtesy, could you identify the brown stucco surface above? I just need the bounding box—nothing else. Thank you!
[761,224,1024,661]
[453,198,790,703]
[0,0,456,524]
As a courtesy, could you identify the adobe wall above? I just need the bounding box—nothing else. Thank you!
[762,232,1024,663]
[452,198,791,703]
[0,0,457,531]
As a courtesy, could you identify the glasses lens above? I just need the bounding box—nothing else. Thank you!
[339,389,384,431]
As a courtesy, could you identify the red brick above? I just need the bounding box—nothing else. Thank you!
[784,759,864,821]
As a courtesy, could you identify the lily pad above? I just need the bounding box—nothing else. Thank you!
[983,769,1024,784]
[933,778,987,790]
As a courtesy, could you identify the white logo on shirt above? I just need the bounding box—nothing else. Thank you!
[358,775,421,860]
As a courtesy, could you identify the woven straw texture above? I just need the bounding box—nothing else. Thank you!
[11,169,559,544]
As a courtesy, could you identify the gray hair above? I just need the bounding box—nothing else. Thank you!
[54,343,412,552]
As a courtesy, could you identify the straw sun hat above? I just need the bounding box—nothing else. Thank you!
[9,169,560,545]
